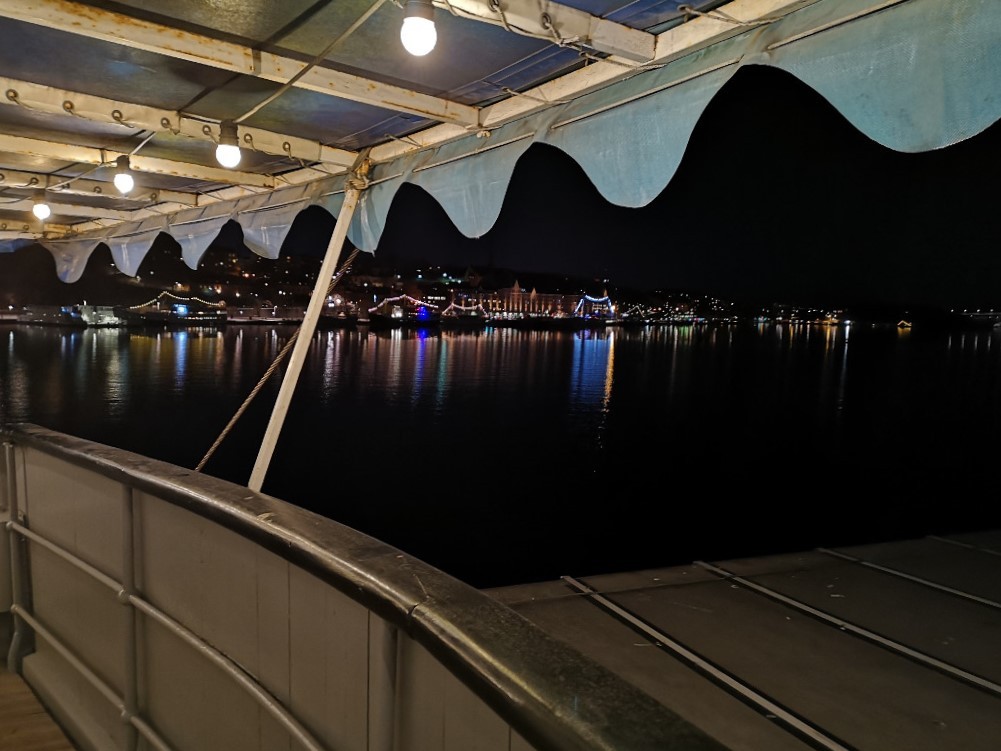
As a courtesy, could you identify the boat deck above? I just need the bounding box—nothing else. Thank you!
[488,530,1001,751]
[0,661,76,751]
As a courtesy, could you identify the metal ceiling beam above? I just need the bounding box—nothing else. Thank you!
[0,198,132,221]
[0,75,358,169]
[0,168,200,206]
[0,0,480,128]
[0,134,276,188]
[371,0,815,162]
[433,0,655,62]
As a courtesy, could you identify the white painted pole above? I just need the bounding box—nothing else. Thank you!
[248,187,360,491]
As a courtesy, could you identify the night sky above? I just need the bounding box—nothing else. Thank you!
[374,64,1001,309]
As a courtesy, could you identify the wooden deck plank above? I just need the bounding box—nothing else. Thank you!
[0,664,76,751]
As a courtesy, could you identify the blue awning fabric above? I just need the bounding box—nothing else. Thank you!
[36,0,1001,282]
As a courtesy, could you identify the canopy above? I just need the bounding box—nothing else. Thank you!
[0,0,997,281]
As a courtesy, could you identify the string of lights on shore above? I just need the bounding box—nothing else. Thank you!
[127,290,226,311]
[442,302,487,315]
[368,294,439,314]
[573,294,613,316]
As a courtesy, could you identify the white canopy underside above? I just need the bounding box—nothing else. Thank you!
[0,0,997,282]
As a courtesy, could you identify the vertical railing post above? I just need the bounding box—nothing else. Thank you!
[368,617,398,751]
[5,439,27,671]
[120,485,139,751]
[1,440,10,514]
[1,441,10,660]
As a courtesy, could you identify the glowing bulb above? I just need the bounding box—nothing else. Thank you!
[114,155,134,194]
[216,120,242,168]
[114,171,134,193]
[32,200,51,220]
[401,0,436,56]
[215,143,241,168]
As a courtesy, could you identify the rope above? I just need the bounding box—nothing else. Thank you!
[345,155,372,191]
[489,0,515,33]
[194,247,361,472]
[677,4,780,27]
[384,132,423,148]
[488,82,570,106]
[541,12,580,47]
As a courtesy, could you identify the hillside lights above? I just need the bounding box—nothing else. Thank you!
[401,0,436,56]
[215,120,242,168]
[113,155,135,194]
[32,191,51,221]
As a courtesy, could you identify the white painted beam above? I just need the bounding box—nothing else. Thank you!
[52,181,200,207]
[0,228,36,238]
[0,198,132,220]
[0,168,199,206]
[0,0,480,127]
[435,0,655,62]
[180,120,355,168]
[0,75,357,168]
[249,188,361,490]
[0,134,276,188]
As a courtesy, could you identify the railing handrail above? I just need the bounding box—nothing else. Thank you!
[3,423,724,751]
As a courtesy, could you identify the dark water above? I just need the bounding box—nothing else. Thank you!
[2,322,999,587]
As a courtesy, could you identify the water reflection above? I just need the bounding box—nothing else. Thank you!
[2,321,1001,586]
[4,322,1000,436]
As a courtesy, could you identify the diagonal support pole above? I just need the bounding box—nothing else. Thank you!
[248,187,360,491]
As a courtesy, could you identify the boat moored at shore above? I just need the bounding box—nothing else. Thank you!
[16,304,124,327]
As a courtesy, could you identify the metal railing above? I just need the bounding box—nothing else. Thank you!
[6,524,323,750]
[0,423,726,751]
[4,449,325,751]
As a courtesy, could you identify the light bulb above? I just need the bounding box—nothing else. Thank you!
[114,155,135,194]
[401,0,436,56]
[401,17,436,55]
[32,201,51,220]
[216,143,241,168]
[114,171,134,194]
[216,120,241,168]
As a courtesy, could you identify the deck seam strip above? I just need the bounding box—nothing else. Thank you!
[929,534,1001,558]
[695,561,1001,699]
[817,547,1001,610]
[561,575,857,751]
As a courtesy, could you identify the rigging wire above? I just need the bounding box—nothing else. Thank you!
[43,131,159,193]
[676,3,782,26]
[234,0,387,124]
[194,247,361,473]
